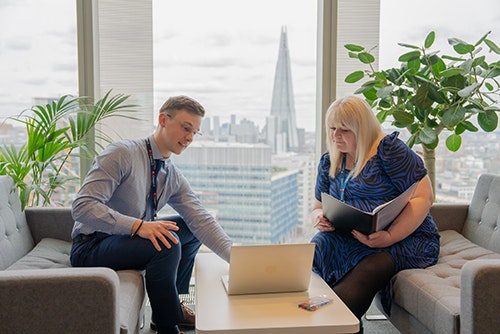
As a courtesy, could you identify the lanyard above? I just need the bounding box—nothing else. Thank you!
[145,139,160,219]
[339,154,353,202]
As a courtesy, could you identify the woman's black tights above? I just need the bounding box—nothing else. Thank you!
[332,251,396,320]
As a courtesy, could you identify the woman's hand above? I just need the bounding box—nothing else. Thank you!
[312,208,335,232]
[351,229,393,248]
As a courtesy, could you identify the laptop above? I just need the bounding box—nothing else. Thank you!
[221,243,316,295]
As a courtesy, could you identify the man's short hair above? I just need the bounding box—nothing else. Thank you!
[159,95,205,117]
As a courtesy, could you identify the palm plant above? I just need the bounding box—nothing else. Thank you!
[0,90,138,209]
[344,31,500,193]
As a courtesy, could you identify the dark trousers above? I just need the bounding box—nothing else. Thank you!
[70,216,201,332]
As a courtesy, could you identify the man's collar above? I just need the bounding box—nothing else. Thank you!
[148,135,172,164]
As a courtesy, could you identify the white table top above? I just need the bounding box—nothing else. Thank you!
[195,252,359,334]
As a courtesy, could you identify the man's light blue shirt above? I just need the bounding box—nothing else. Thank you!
[72,135,232,261]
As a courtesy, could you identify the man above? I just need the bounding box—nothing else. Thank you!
[70,95,232,334]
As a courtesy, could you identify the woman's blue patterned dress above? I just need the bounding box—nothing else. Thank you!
[311,132,440,313]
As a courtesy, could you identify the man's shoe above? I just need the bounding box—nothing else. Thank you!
[179,301,195,329]
[150,302,195,331]
[149,321,184,334]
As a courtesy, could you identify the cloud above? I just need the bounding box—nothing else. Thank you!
[189,57,238,68]
[5,39,31,51]
[161,30,176,41]
[204,33,233,48]
[156,81,230,95]
[47,27,77,47]
[22,77,47,86]
[52,62,77,72]
[293,58,316,68]
[0,0,21,9]
[380,0,500,69]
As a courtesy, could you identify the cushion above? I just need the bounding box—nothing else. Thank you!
[117,270,146,334]
[6,238,71,270]
[0,176,35,270]
[392,230,500,334]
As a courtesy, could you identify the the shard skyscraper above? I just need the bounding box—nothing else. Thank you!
[269,26,299,152]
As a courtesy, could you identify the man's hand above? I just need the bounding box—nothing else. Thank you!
[137,220,180,251]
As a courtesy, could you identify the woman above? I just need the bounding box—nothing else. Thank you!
[310,96,440,322]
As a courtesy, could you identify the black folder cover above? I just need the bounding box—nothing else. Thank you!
[321,182,418,235]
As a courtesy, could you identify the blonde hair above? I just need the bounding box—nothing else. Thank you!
[325,96,383,178]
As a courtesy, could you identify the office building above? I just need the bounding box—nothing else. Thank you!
[170,141,299,245]
[269,26,300,152]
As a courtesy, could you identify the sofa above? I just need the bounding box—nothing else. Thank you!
[0,175,146,334]
[376,173,500,334]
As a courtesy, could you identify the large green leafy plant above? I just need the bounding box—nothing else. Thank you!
[344,31,500,192]
[0,90,137,209]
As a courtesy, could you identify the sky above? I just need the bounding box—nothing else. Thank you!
[152,0,316,130]
[1,0,500,132]
[0,0,77,121]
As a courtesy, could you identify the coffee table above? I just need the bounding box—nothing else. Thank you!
[194,252,359,333]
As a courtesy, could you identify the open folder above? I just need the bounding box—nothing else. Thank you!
[321,182,418,235]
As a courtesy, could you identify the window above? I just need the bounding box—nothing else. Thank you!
[0,0,78,206]
[379,0,500,203]
[0,0,77,128]
[153,0,317,244]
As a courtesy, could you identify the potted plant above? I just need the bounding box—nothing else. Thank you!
[0,90,137,209]
[344,31,500,193]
